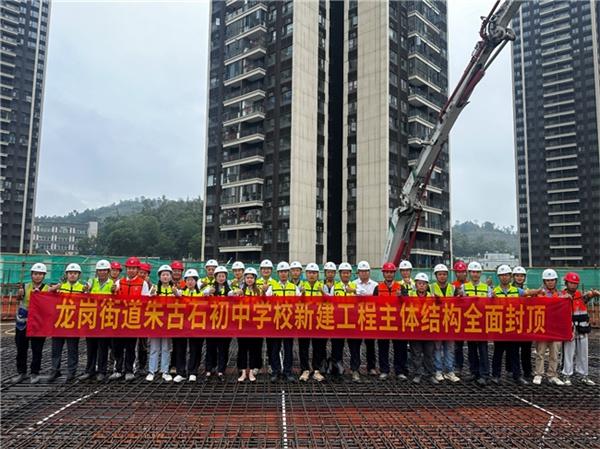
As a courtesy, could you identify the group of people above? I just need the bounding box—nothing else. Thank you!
[14,257,599,387]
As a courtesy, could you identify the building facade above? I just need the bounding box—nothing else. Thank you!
[203,0,450,266]
[0,0,50,254]
[512,0,600,266]
[32,219,98,255]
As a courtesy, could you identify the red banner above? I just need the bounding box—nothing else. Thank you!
[26,292,573,341]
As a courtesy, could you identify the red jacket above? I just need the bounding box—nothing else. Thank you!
[118,276,145,296]
[377,281,402,296]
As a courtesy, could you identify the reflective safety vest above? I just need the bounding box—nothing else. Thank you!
[90,278,113,295]
[334,280,356,296]
[302,280,324,296]
[200,277,215,289]
[564,289,590,334]
[463,281,489,297]
[377,281,401,296]
[182,287,203,297]
[230,277,243,290]
[119,276,145,296]
[399,278,415,293]
[408,290,433,299]
[242,286,260,296]
[16,282,49,330]
[59,281,85,294]
[431,282,455,297]
[256,277,278,291]
[493,285,520,298]
[272,281,298,296]
[156,284,175,296]
[211,283,231,297]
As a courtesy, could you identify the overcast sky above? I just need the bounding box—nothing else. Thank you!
[36,0,516,228]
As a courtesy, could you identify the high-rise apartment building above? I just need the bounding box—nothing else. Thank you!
[0,0,50,253]
[203,0,450,266]
[512,0,600,266]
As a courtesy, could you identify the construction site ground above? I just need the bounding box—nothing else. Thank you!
[1,321,599,449]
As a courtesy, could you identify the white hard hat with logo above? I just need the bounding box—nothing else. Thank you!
[338,262,352,272]
[232,261,245,270]
[305,263,319,272]
[467,261,482,272]
[357,260,370,271]
[290,261,303,270]
[277,261,290,271]
[205,259,218,268]
[414,272,429,283]
[496,265,512,275]
[323,262,337,271]
[214,266,228,275]
[95,260,111,271]
[542,268,558,280]
[512,266,527,275]
[30,263,47,274]
[260,259,273,269]
[65,263,81,273]
[158,264,173,274]
[184,268,199,279]
[433,264,448,274]
[399,260,413,270]
[244,267,258,277]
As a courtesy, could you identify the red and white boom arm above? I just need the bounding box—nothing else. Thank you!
[383,0,521,266]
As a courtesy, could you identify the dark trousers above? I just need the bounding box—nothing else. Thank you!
[517,342,532,378]
[455,341,465,371]
[173,338,188,377]
[378,339,408,375]
[492,341,521,379]
[364,339,377,371]
[410,341,435,377]
[269,338,294,375]
[85,337,110,375]
[299,338,327,372]
[331,339,351,372]
[206,338,230,374]
[347,339,362,371]
[51,337,79,376]
[113,337,136,374]
[15,328,45,375]
[237,338,263,370]
[467,341,489,378]
[137,338,148,373]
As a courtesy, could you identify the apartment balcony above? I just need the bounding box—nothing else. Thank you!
[224,83,265,107]
[219,237,262,253]
[220,192,263,210]
[224,61,266,87]
[408,88,442,113]
[219,210,263,231]
[221,170,264,189]
[222,147,264,168]
[408,69,442,93]
[223,104,265,127]
[225,39,266,66]
[222,127,265,148]
[225,21,267,45]
[225,2,267,26]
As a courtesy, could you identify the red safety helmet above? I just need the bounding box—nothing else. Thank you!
[453,261,467,271]
[139,262,152,273]
[564,272,580,284]
[110,261,122,271]
[171,260,184,270]
[382,262,397,272]
[125,256,140,268]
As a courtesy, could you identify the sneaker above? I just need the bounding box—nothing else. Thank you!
[515,377,529,386]
[562,376,571,386]
[533,375,542,385]
[109,372,123,381]
[205,371,212,379]
[396,373,408,381]
[270,374,279,383]
[581,377,596,386]
[548,376,564,386]
[369,368,378,376]
[430,376,440,385]
[146,373,154,381]
[78,373,92,381]
[491,377,501,385]
[379,373,389,380]
[248,370,256,382]
[251,368,259,377]
[13,374,25,384]
[217,373,225,382]
[48,371,61,382]
[189,374,197,382]
[299,370,310,382]
[434,371,444,382]
[335,362,345,376]
[412,376,421,384]
[174,375,184,383]
[352,371,361,383]
[162,373,173,382]
[238,370,247,382]
[286,374,296,383]
[96,374,106,382]
[30,374,41,384]
[444,372,460,383]
[125,373,135,381]
[65,374,76,382]
[477,377,487,386]
[313,371,325,382]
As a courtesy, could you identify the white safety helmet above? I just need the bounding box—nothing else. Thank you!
[158,264,173,274]
[357,260,371,271]
[338,262,352,272]
[414,272,429,283]
[496,264,512,275]
[95,259,111,271]
[398,260,413,270]
[65,263,81,273]
[260,259,273,269]
[323,262,337,271]
[244,267,258,277]
[30,263,47,274]
[290,261,303,270]
[184,268,199,279]
[276,261,290,272]
[542,268,558,280]
[467,261,482,272]
[433,264,449,274]
[305,263,320,272]
[214,266,228,275]
[512,266,527,275]
[231,261,245,270]
[205,259,218,268]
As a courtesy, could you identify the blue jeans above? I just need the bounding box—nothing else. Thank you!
[149,338,171,374]
[434,341,455,373]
